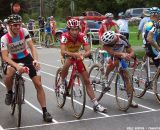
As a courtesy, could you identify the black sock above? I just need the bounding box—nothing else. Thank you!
[42,107,47,114]
[8,90,13,94]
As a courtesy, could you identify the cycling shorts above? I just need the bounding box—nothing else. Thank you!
[68,58,86,73]
[145,43,160,67]
[3,54,39,78]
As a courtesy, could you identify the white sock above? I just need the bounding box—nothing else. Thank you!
[92,98,99,106]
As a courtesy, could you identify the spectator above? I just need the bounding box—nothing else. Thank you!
[137,9,150,42]
[38,16,45,43]
[116,12,129,40]
[50,16,56,44]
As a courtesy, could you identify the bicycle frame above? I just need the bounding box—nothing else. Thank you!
[67,60,80,90]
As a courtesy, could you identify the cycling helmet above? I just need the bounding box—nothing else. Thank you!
[149,7,160,15]
[105,13,114,18]
[7,14,22,24]
[66,18,80,28]
[101,31,116,45]
[118,12,125,19]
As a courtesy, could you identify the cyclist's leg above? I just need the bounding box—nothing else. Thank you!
[4,65,15,105]
[105,58,118,80]
[77,60,107,113]
[20,54,52,122]
[61,59,72,81]
[119,69,138,108]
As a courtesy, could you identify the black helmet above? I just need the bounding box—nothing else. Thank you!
[7,14,22,24]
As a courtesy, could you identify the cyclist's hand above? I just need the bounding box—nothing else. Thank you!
[74,52,84,60]
[17,66,29,74]
[121,53,128,59]
[125,53,131,60]
[154,52,160,60]
[33,60,40,70]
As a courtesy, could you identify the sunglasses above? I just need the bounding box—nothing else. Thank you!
[10,23,21,27]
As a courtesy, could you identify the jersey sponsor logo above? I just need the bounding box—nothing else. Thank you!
[61,36,67,43]
[8,40,26,54]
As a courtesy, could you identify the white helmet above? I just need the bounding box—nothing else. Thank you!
[105,13,114,18]
[101,31,116,45]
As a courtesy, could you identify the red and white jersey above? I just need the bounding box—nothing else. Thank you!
[1,28,31,59]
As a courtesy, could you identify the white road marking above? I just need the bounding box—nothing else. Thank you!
[40,69,156,111]
[23,76,110,117]
[0,126,4,130]
[5,109,160,130]
[0,82,58,123]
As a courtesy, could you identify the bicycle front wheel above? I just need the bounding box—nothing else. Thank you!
[71,73,86,119]
[55,68,66,108]
[89,64,104,101]
[132,61,147,98]
[115,69,133,111]
[17,80,25,127]
[154,70,160,103]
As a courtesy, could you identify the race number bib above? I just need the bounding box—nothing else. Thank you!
[61,36,67,43]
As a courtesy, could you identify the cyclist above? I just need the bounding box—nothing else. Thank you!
[98,13,119,40]
[1,14,52,122]
[100,31,138,108]
[143,7,160,67]
[60,18,107,113]
[116,12,129,40]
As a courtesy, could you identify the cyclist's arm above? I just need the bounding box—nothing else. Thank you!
[147,31,160,51]
[1,50,20,70]
[83,45,91,58]
[27,40,39,61]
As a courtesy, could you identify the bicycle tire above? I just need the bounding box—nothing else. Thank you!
[54,68,66,108]
[115,69,133,111]
[154,70,160,103]
[89,64,104,101]
[11,86,17,115]
[71,73,86,119]
[17,78,25,127]
[132,61,148,98]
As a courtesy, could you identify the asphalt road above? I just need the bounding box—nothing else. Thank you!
[0,47,160,130]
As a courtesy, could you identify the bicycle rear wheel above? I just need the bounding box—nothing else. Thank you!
[71,73,86,119]
[89,64,104,101]
[115,69,133,111]
[132,61,148,98]
[55,68,66,108]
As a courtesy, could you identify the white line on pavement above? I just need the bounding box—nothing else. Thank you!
[5,109,160,130]
[0,126,4,130]
[0,82,58,123]
[23,76,110,117]
[40,69,156,111]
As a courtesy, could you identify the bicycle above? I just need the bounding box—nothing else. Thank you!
[89,58,134,111]
[10,66,26,127]
[132,55,160,103]
[55,57,86,119]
